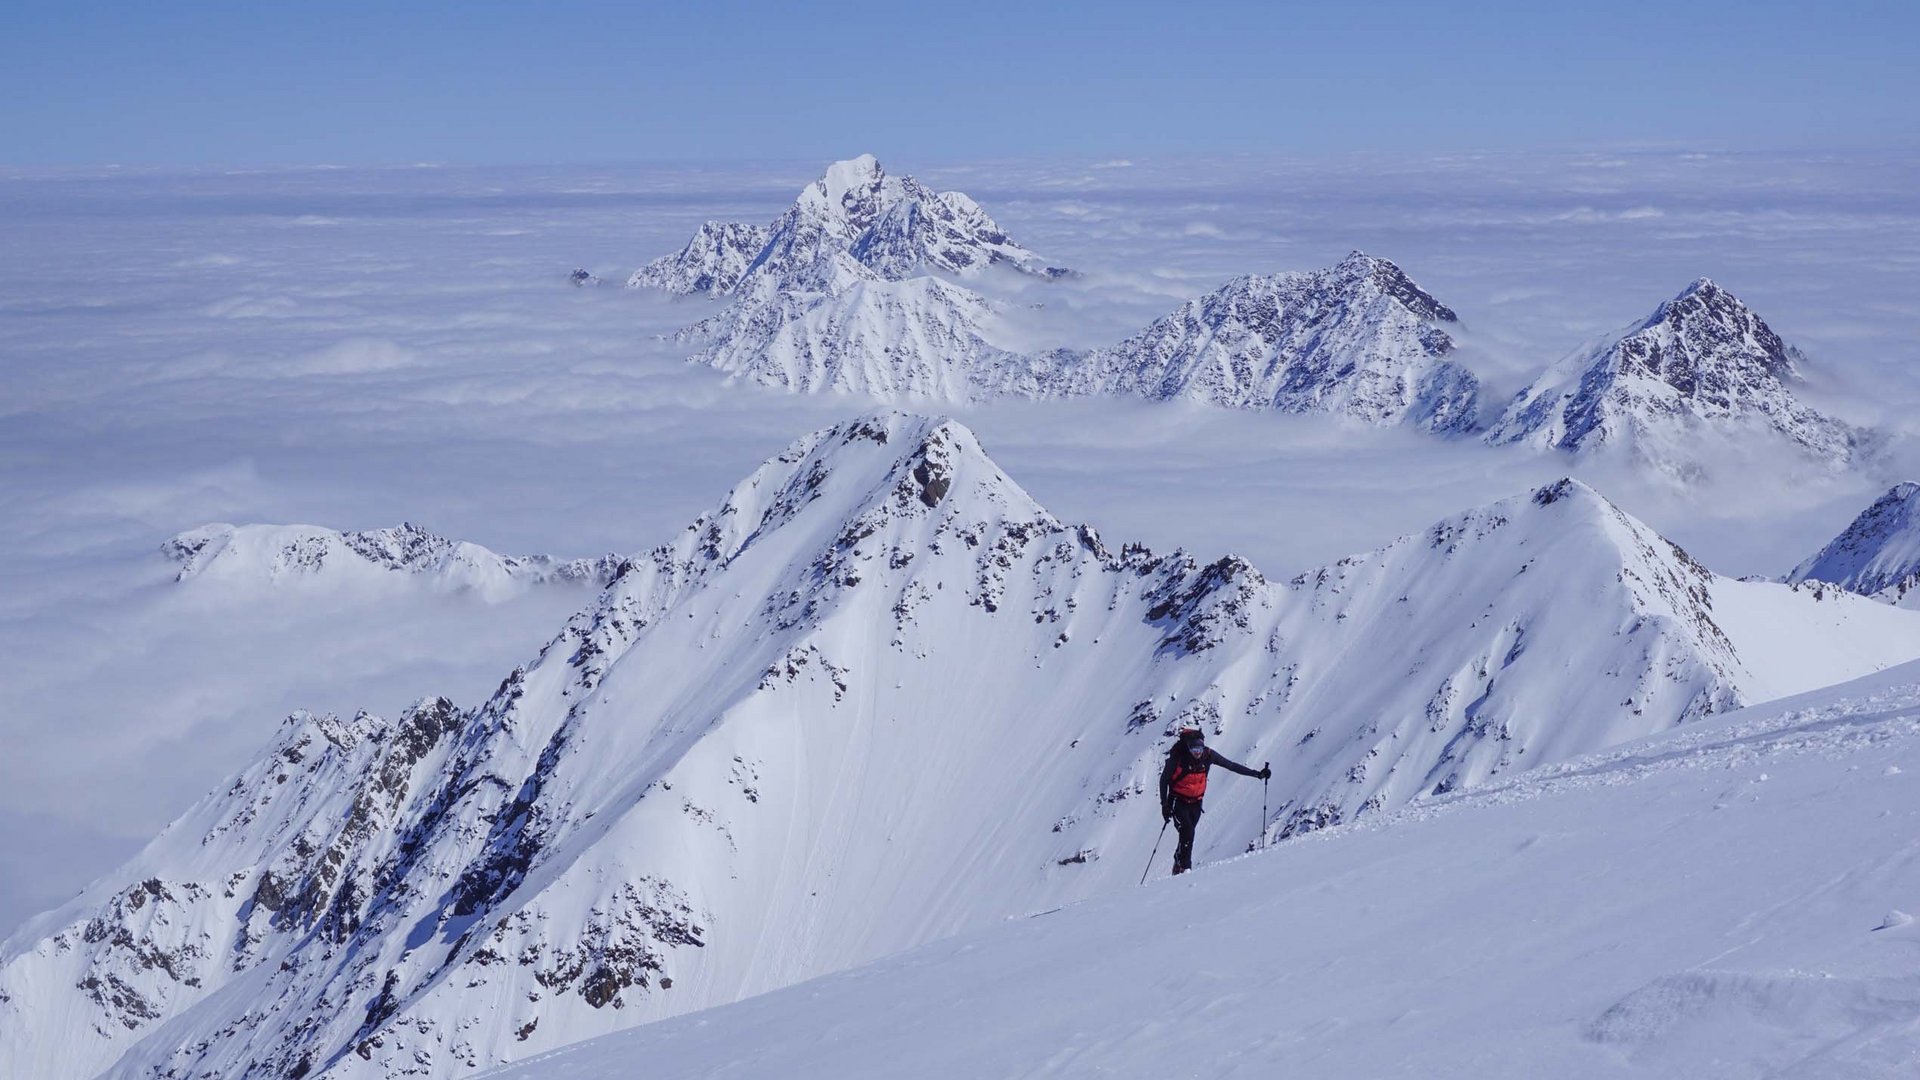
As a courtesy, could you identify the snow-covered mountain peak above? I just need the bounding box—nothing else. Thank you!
[1486,278,1867,473]
[1636,276,1797,380]
[797,153,891,228]
[629,155,1067,296]
[673,411,1048,565]
[1788,481,1920,606]
[992,252,1479,431]
[1324,249,1460,324]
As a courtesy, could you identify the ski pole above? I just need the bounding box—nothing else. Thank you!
[1260,766,1269,851]
[1140,818,1169,885]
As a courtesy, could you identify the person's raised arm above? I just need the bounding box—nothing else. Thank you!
[1208,749,1270,780]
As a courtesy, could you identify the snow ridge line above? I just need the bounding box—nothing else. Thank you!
[1255,681,1920,856]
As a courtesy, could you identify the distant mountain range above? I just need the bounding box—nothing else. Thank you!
[10,412,1920,1080]
[614,156,1877,480]
[165,522,622,598]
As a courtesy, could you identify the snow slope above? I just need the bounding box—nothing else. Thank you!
[685,253,1023,399]
[165,523,623,599]
[486,660,1920,1080]
[1487,279,1867,475]
[1788,482,1920,608]
[7,413,1920,1080]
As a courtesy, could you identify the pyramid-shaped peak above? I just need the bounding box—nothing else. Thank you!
[712,410,1041,543]
[1322,251,1458,324]
[1485,270,1862,470]
[634,155,1066,298]
[1646,276,1756,327]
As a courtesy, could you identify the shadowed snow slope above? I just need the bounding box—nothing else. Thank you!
[484,660,1920,1080]
[1789,482,1920,608]
[6,414,1920,1080]
[1487,279,1868,476]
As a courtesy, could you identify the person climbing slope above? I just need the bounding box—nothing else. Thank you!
[1159,727,1269,875]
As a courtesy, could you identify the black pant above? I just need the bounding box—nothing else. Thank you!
[1170,797,1203,873]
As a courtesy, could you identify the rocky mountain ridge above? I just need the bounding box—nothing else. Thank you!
[992,251,1480,432]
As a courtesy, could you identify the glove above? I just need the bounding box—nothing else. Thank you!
[1161,803,1173,823]
[1259,765,1272,780]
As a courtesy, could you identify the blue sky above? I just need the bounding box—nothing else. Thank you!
[3,0,1916,166]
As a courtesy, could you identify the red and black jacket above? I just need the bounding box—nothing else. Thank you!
[1160,741,1260,809]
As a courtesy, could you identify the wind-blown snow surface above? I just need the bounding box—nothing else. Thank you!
[6,151,1920,941]
[1488,278,1867,476]
[7,413,1920,1080]
[1789,482,1920,607]
[485,661,1920,1080]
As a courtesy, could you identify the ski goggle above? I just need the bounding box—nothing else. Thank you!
[1185,741,1206,756]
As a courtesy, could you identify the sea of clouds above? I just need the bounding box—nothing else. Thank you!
[2,149,1916,934]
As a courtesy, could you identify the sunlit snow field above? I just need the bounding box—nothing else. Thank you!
[4,150,1918,934]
